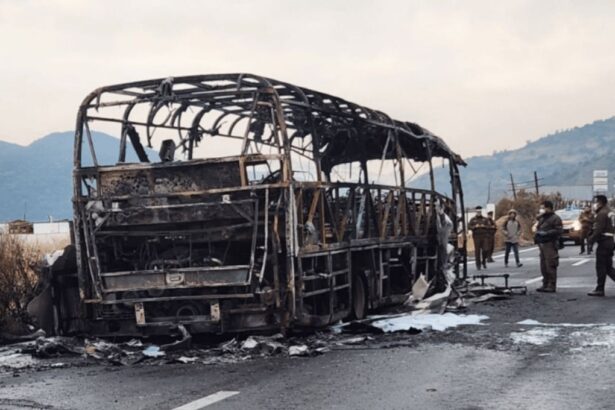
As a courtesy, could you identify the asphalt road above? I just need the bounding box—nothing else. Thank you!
[3,245,615,410]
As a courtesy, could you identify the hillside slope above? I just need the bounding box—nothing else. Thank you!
[415,117,615,206]
[0,132,151,221]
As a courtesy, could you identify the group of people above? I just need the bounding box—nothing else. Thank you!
[468,206,523,270]
[468,196,615,296]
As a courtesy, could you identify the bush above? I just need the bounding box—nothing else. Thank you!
[0,233,42,330]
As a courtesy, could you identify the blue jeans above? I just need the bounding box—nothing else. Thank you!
[505,242,520,265]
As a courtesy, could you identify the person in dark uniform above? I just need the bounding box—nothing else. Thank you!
[468,206,490,270]
[579,205,594,255]
[534,200,563,293]
[485,211,497,262]
[587,195,615,296]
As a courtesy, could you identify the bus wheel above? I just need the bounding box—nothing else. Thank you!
[351,275,367,320]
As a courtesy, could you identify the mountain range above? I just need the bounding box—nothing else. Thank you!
[415,116,615,206]
[1,117,615,221]
[0,131,152,222]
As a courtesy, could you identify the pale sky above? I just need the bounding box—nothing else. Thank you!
[1,0,615,158]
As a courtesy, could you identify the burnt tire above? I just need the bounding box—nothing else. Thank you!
[350,275,367,320]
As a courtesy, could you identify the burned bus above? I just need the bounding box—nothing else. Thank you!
[37,74,466,336]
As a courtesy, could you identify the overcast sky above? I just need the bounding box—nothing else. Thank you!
[1,0,614,158]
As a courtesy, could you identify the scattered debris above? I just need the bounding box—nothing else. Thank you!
[0,350,37,370]
[160,325,192,352]
[142,346,165,358]
[175,356,198,364]
[1,278,519,373]
[369,313,487,333]
[288,345,310,357]
[26,337,84,358]
[339,322,384,335]
[472,274,527,294]
[335,336,373,345]
[0,328,46,344]
[510,328,559,345]
[409,274,430,302]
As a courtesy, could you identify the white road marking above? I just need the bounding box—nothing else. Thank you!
[492,246,539,259]
[173,391,240,410]
[470,247,539,262]
[524,276,543,285]
[572,259,591,267]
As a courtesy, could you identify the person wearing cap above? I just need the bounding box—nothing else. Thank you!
[587,195,615,296]
[534,200,563,293]
[503,209,523,268]
[485,211,497,262]
[468,206,490,270]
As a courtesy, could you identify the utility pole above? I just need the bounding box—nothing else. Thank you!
[510,173,517,200]
[534,171,540,195]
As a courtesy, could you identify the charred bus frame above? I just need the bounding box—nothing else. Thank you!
[52,74,466,336]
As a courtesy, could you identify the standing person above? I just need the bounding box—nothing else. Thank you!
[579,205,594,255]
[485,211,497,262]
[503,209,523,268]
[587,195,615,296]
[468,206,490,270]
[534,201,563,293]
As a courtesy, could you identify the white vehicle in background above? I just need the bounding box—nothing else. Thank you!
[556,208,583,245]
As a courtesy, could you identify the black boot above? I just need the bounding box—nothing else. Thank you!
[588,288,605,296]
[537,286,556,293]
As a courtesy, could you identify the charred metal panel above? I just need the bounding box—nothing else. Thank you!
[98,161,242,197]
[100,266,250,292]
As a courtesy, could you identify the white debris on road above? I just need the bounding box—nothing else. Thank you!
[517,319,608,328]
[511,328,560,345]
[0,351,37,369]
[370,313,489,333]
[288,345,309,356]
[142,346,165,358]
[514,320,615,349]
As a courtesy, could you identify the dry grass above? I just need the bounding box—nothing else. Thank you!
[0,233,43,329]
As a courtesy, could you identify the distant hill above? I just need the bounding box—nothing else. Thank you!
[414,117,615,206]
[1,117,615,220]
[0,131,154,222]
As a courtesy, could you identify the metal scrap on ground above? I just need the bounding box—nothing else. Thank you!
[1,277,520,372]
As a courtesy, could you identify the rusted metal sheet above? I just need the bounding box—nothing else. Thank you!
[43,73,466,336]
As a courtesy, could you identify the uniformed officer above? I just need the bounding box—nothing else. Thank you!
[587,195,615,297]
[534,200,563,293]
[468,206,490,270]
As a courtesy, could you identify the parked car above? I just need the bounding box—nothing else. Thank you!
[556,208,583,245]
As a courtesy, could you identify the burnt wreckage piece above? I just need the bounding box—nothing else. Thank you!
[31,74,467,336]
